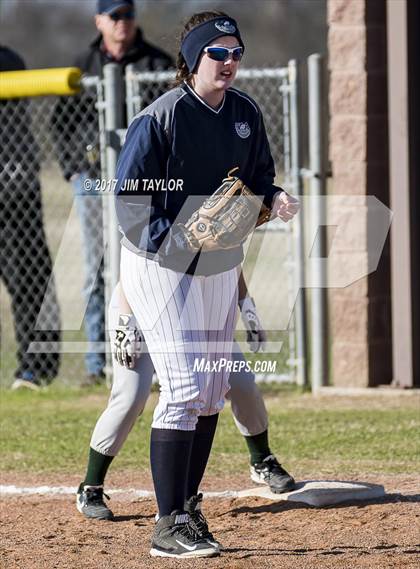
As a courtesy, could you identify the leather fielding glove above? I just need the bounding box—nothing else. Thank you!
[113,314,143,369]
[239,296,267,353]
[178,168,271,252]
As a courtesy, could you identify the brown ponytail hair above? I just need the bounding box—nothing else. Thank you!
[173,10,228,86]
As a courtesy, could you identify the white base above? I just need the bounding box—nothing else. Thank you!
[237,480,385,507]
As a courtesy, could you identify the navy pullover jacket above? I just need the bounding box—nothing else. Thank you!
[115,81,283,276]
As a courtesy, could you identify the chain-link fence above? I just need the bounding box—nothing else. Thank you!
[1,63,306,387]
[0,78,105,387]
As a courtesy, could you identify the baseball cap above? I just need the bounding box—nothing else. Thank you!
[97,0,135,15]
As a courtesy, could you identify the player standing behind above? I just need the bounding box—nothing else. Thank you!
[76,276,296,520]
[114,11,299,558]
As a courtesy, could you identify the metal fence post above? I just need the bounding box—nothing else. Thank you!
[125,64,136,124]
[103,63,124,378]
[288,59,308,388]
[307,54,328,392]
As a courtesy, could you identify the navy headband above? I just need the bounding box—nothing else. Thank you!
[181,17,244,72]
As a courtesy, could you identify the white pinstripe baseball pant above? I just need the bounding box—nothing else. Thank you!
[120,246,238,430]
[90,284,268,455]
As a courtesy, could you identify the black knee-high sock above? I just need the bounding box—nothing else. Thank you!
[186,413,219,499]
[84,447,114,486]
[150,428,194,517]
[244,429,272,464]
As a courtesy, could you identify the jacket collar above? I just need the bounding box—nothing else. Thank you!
[183,81,226,115]
[90,28,145,62]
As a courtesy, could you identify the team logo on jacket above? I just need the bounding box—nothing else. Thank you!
[215,20,236,34]
[235,122,251,139]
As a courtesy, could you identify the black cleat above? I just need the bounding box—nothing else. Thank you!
[250,455,296,494]
[76,483,114,520]
[150,510,219,558]
[184,493,222,550]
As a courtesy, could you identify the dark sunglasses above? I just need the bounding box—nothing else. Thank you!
[108,10,135,21]
[203,46,244,62]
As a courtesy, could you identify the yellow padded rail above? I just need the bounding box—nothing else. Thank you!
[0,67,82,99]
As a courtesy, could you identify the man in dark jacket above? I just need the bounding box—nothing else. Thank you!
[52,0,174,385]
[1,46,61,389]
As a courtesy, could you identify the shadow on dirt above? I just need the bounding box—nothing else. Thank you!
[112,512,155,523]
[222,543,420,558]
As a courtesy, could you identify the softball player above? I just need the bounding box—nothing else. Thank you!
[113,11,299,557]
[77,280,295,518]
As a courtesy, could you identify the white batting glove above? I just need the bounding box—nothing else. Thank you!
[113,314,143,369]
[239,297,267,353]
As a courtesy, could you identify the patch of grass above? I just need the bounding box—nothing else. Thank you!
[255,381,305,396]
[0,386,419,477]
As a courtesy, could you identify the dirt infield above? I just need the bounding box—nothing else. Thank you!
[0,473,419,569]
